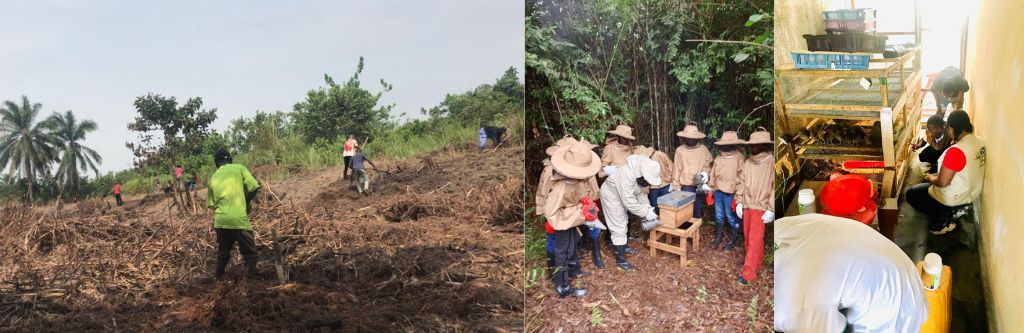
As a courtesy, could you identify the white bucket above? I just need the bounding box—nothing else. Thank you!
[924,253,943,290]
[797,189,816,215]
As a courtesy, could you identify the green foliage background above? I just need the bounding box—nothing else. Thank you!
[0,60,523,203]
[526,0,773,189]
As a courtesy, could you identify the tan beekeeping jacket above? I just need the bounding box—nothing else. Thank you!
[710,150,746,194]
[649,150,674,189]
[672,144,712,188]
[599,142,631,177]
[544,172,600,231]
[534,159,554,216]
[736,151,775,212]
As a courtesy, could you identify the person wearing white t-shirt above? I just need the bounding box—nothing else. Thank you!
[906,110,986,235]
[774,214,928,333]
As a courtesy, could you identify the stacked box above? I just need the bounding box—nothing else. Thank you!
[823,8,877,34]
[791,52,871,70]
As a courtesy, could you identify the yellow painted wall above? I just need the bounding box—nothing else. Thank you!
[963,0,1024,331]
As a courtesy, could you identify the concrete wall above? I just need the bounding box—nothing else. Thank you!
[963,0,1024,331]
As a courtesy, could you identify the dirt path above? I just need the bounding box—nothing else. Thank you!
[1,146,525,332]
[526,224,774,332]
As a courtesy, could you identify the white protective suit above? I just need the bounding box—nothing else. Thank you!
[774,214,928,333]
[600,155,658,246]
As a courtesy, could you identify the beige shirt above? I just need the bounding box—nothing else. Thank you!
[544,173,600,230]
[534,159,554,216]
[710,150,746,194]
[599,142,631,177]
[736,151,775,212]
[672,144,713,188]
[649,150,674,189]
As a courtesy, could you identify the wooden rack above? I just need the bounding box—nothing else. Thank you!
[776,46,923,200]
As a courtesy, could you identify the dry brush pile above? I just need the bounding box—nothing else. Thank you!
[0,148,526,331]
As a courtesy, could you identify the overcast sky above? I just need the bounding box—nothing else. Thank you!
[0,1,524,173]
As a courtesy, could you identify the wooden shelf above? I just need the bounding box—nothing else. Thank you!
[776,46,923,200]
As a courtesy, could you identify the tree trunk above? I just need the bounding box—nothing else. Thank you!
[25,159,33,203]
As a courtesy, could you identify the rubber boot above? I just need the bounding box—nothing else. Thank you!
[591,241,605,270]
[725,225,740,251]
[546,252,556,282]
[712,221,725,248]
[215,259,228,280]
[245,258,258,279]
[614,245,637,272]
[557,286,587,298]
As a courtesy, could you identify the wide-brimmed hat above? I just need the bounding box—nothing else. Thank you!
[635,156,663,186]
[607,125,636,141]
[550,140,602,179]
[745,126,773,145]
[676,122,706,139]
[632,145,655,158]
[545,135,579,156]
[820,174,877,225]
[714,131,745,145]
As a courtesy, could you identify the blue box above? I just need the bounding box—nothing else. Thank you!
[791,51,871,70]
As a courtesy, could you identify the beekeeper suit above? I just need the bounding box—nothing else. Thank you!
[600,154,661,271]
[774,214,928,333]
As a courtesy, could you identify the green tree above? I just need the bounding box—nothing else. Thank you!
[0,96,58,202]
[421,68,524,126]
[126,94,218,169]
[292,56,395,143]
[45,110,102,197]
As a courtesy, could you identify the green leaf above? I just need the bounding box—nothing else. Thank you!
[745,13,764,27]
[733,52,750,63]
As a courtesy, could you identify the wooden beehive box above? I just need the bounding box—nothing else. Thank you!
[658,202,693,228]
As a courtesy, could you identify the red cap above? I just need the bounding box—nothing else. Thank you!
[820,174,876,224]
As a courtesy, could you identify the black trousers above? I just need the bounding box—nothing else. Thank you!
[215,228,258,276]
[918,145,947,174]
[114,194,123,206]
[906,183,954,226]
[343,156,352,177]
[553,229,581,290]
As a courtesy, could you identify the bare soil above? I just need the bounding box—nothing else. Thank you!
[0,146,525,332]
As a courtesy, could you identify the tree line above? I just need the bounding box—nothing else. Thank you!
[0,58,523,203]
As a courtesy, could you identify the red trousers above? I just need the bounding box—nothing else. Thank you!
[740,208,766,282]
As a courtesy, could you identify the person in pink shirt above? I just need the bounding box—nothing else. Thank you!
[112,182,123,206]
[343,135,359,179]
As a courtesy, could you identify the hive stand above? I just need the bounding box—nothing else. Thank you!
[648,220,701,267]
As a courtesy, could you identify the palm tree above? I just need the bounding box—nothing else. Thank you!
[45,110,101,197]
[0,96,59,202]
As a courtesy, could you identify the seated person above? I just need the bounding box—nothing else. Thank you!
[906,110,986,235]
[912,115,951,174]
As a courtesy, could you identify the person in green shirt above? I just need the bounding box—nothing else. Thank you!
[207,150,261,279]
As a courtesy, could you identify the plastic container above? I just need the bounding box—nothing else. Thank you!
[797,189,816,215]
[803,34,832,52]
[822,8,876,21]
[829,33,888,53]
[825,19,877,34]
[916,259,952,333]
[803,33,888,53]
[923,253,943,290]
[791,51,871,70]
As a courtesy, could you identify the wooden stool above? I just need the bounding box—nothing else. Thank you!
[648,220,702,267]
